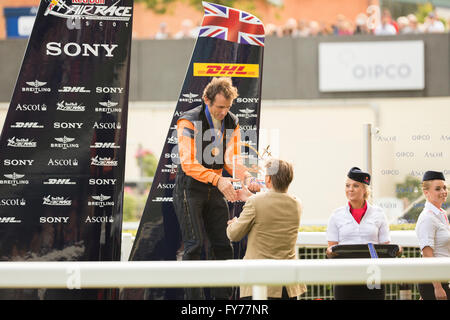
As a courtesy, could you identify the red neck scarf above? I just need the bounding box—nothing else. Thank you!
[349,201,367,224]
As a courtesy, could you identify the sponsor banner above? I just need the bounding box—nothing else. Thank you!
[0,0,133,300]
[126,1,264,300]
[319,41,425,92]
[193,63,259,78]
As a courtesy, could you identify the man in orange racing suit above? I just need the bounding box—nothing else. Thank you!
[173,77,260,300]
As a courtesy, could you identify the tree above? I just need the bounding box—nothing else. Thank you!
[396,175,450,223]
[135,0,278,14]
[395,175,423,223]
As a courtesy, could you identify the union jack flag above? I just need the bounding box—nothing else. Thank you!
[199,1,265,47]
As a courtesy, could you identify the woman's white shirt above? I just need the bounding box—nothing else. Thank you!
[327,203,391,244]
[415,201,450,257]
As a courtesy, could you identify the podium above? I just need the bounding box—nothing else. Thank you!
[330,243,401,259]
[329,244,401,300]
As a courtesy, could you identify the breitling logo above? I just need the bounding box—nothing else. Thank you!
[0,173,29,186]
[51,136,79,149]
[22,80,51,93]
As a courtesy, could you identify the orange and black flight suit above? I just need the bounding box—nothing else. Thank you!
[173,102,249,300]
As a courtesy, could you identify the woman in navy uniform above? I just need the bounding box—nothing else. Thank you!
[415,171,450,300]
[326,167,391,300]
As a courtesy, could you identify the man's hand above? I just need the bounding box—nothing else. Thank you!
[217,177,239,202]
[434,285,447,300]
[245,176,261,193]
[236,184,254,202]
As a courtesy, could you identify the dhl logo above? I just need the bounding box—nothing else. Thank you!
[193,63,259,78]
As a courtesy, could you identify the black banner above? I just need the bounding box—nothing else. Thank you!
[0,0,133,299]
[126,2,265,300]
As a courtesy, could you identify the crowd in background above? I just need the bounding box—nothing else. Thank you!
[266,9,448,37]
[152,7,449,40]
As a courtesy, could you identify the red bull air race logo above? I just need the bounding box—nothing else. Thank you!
[44,0,132,22]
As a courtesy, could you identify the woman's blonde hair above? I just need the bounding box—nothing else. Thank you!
[363,184,371,201]
[422,181,431,192]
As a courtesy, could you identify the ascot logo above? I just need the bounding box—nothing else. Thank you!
[173,110,185,118]
[43,195,72,206]
[93,122,121,130]
[91,155,118,167]
[0,173,29,186]
[0,198,26,206]
[48,158,79,166]
[7,137,36,148]
[56,101,85,112]
[425,152,443,158]
[16,103,47,111]
[22,80,51,94]
[51,136,79,149]
[95,100,121,114]
[179,93,202,103]
[157,183,175,189]
[240,124,257,131]
[44,0,132,22]
[410,170,426,177]
[85,216,114,223]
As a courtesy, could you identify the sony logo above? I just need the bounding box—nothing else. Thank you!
[96,87,124,94]
[89,179,117,185]
[40,217,69,224]
[46,42,118,57]
[3,159,34,166]
[54,122,83,129]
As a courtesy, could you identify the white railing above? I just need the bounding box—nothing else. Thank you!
[0,258,448,299]
[120,230,420,261]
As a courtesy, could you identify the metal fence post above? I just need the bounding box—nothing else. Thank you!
[252,285,268,300]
